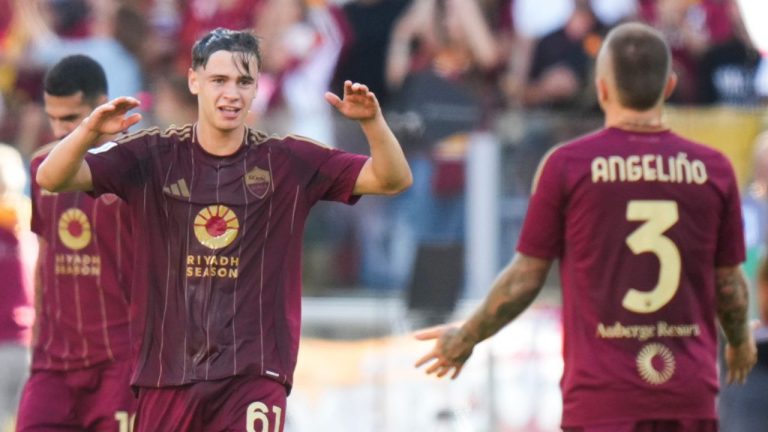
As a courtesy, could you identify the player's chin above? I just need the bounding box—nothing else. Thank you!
[215,116,246,131]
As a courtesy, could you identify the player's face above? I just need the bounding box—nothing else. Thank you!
[189,50,258,133]
[43,91,95,140]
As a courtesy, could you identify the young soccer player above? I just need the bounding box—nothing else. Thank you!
[35,28,412,431]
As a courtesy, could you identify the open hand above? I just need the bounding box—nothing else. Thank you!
[725,331,757,385]
[324,81,380,122]
[83,96,142,136]
[414,324,474,379]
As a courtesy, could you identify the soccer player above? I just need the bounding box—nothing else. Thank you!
[35,28,412,431]
[17,55,135,431]
[415,22,757,432]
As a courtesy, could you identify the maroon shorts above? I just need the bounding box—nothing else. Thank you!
[134,375,287,432]
[16,359,136,432]
[564,419,719,432]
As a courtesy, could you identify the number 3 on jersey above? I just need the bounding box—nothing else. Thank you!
[623,200,681,313]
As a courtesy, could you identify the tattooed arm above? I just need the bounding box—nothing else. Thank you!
[716,265,757,384]
[415,253,551,378]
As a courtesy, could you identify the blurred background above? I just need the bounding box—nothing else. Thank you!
[1,0,768,430]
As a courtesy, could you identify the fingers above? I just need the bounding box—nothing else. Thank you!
[106,96,141,113]
[414,350,438,368]
[727,366,749,385]
[93,97,141,118]
[124,113,143,129]
[416,355,463,380]
[344,80,370,96]
[413,326,446,341]
[323,91,341,108]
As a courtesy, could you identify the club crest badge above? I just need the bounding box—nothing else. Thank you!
[244,166,271,198]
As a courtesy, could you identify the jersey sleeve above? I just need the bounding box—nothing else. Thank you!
[715,159,746,267]
[84,136,150,202]
[287,137,368,205]
[516,147,567,259]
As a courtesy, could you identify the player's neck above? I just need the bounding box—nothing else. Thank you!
[194,123,246,156]
[605,107,667,133]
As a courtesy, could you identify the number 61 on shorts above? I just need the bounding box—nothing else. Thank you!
[247,402,283,432]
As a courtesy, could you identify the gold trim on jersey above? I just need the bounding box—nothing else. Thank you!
[114,124,193,145]
[268,132,332,150]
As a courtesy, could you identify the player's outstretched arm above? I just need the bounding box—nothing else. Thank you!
[716,265,757,384]
[414,253,551,379]
[36,96,142,193]
[324,80,412,196]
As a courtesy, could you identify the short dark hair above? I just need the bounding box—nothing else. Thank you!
[191,28,261,76]
[44,54,108,104]
[605,23,670,110]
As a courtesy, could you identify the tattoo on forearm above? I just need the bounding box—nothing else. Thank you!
[466,258,548,343]
[716,269,749,346]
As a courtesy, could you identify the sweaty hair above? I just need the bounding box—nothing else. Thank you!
[191,28,262,76]
[44,54,108,104]
[604,23,670,110]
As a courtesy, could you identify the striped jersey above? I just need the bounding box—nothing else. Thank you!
[517,127,745,426]
[85,124,368,388]
[30,148,132,371]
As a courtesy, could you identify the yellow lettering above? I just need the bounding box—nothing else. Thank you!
[656,155,670,182]
[642,154,656,181]
[627,156,642,181]
[591,157,609,183]
[608,156,626,182]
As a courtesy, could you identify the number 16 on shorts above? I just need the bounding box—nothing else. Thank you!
[247,402,283,432]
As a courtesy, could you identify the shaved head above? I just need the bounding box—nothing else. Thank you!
[596,22,671,110]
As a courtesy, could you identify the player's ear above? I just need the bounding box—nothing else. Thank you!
[663,72,678,100]
[596,76,608,104]
[188,68,199,95]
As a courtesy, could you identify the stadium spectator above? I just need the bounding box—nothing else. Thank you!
[253,0,345,143]
[416,22,757,432]
[0,143,33,432]
[35,28,412,430]
[16,54,135,432]
[518,0,604,110]
[314,0,410,288]
[383,0,499,293]
[696,0,759,105]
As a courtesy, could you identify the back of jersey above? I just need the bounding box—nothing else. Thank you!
[517,127,745,427]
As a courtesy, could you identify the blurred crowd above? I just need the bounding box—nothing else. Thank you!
[1,0,764,154]
[0,0,766,295]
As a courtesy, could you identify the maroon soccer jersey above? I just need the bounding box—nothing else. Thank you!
[0,201,33,345]
[30,149,132,371]
[85,124,368,388]
[517,128,745,426]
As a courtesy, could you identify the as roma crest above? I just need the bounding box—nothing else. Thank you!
[244,166,271,198]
